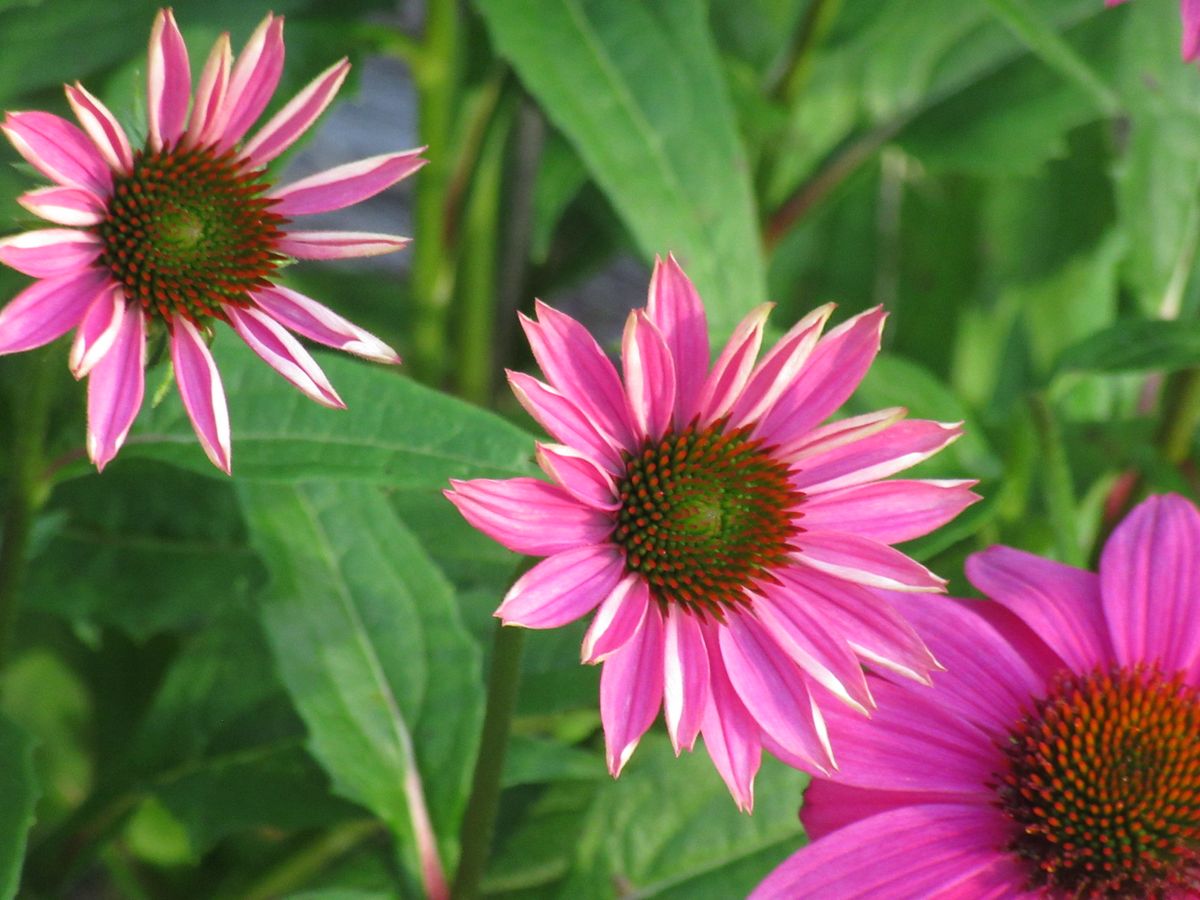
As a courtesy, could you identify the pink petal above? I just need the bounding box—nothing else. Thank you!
[216,14,286,149]
[276,230,410,260]
[146,8,191,151]
[621,310,676,441]
[1099,493,1200,675]
[719,613,835,774]
[751,804,1021,900]
[227,304,343,408]
[18,186,105,226]
[581,574,649,663]
[1184,0,1200,60]
[243,58,350,165]
[70,284,125,378]
[698,630,762,812]
[793,531,945,592]
[729,303,834,429]
[0,229,102,277]
[270,150,427,217]
[250,285,399,364]
[662,606,709,753]
[780,406,905,461]
[966,545,1106,674]
[495,545,624,629]
[792,419,963,493]
[445,477,614,556]
[696,304,771,425]
[86,305,145,471]
[645,254,709,426]
[170,317,232,474]
[185,32,232,148]
[523,301,636,450]
[0,268,108,354]
[507,371,623,474]
[535,443,619,510]
[800,479,980,544]
[2,111,111,194]
[65,83,133,174]
[801,780,950,842]
[600,602,665,776]
[755,307,887,448]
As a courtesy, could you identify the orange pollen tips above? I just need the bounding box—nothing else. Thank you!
[613,420,801,617]
[96,144,287,324]
[996,666,1200,899]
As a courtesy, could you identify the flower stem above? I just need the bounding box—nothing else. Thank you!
[1029,392,1083,567]
[451,620,525,900]
[235,820,383,900]
[1156,367,1200,467]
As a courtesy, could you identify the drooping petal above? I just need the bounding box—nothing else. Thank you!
[507,371,624,473]
[0,267,107,354]
[70,284,125,378]
[696,303,772,425]
[793,531,946,592]
[581,574,649,663]
[535,443,620,510]
[216,13,286,149]
[0,228,102,278]
[662,606,709,754]
[270,150,427,216]
[621,310,676,441]
[65,83,133,174]
[495,545,624,629]
[170,316,232,474]
[2,111,111,194]
[227,304,343,408]
[185,32,232,147]
[729,303,834,429]
[86,305,145,471]
[250,285,399,364]
[146,8,191,151]
[18,186,105,226]
[645,254,709,425]
[276,230,410,260]
[800,479,980,545]
[600,602,665,776]
[444,478,614,556]
[699,631,762,812]
[791,419,964,493]
[243,58,350,165]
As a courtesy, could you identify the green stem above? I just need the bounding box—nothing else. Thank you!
[1156,367,1200,466]
[451,620,526,900]
[1029,392,1083,567]
[769,0,843,104]
[232,821,383,900]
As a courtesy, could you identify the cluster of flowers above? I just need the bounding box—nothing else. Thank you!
[0,6,1197,899]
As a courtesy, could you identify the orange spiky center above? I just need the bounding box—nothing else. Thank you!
[96,144,286,324]
[613,420,801,617]
[996,666,1200,899]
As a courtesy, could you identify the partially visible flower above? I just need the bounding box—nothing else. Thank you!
[446,255,978,809]
[1108,0,1200,61]
[754,493,1200,899]
[0,9,424,472]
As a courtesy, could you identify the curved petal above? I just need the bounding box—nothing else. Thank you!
[216,13,285,149]
[65,83,133,174]
[646,254,709,425]
[495,545,624,629]
[70,284,125,378]
[507,371,624,473]
[0,229,102,278]
[699,628,762,812]
[800,479,980,545]
[600,602,665,776]
[243,58,350,165]
[250,285,399,364]
[792,419,963,493]
[696,304,771,426]
[2,111,111,194]
[0,267,108,354]
[535,443,620,511]
[793,531,945,592]
[277,230,410,260]
[662,606,709,753]
[86,305,145,471]
[270,150,427,216]
[185,32,232,147]
[227,304,343,408]
[170,317,232,474]
[780,407,904,461]
[445,477,614,557]
[581,574,649,663]
[18,186,106,226]
[146,8,191,151]
[621,310,676,441]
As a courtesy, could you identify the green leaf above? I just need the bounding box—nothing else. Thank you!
[239,481,483,880]
[476,0,767,331]
[126,338,536,484]
[1056,319,1200,375]
[0,711,38,900]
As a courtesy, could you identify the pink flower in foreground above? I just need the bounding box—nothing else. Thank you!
[0,9,424,472]
[754,493,1200,899]
[1108,0,1200,61]
[445,255,979,808]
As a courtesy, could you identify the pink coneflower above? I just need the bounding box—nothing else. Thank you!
[445,256,979,809]
[1108,0,1200,61]
[0,9,424,473]
[754,493,1200,899]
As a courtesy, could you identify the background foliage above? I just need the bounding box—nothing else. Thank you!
[1,0,1198,896]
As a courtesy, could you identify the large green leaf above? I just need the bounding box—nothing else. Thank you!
[0,712,38,900]
[239,481,483,883]
[1056,319,1200,375]
[476,0,766,331]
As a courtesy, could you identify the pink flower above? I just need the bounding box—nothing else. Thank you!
[0,9,424,473]
[1108,0,1200,61]
[445,255,979,809]
[754,493,1200,899]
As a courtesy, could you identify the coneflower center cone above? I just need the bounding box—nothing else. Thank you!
[96,145,286,324]
[996,667,1200,899]
[613,420,801,617]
